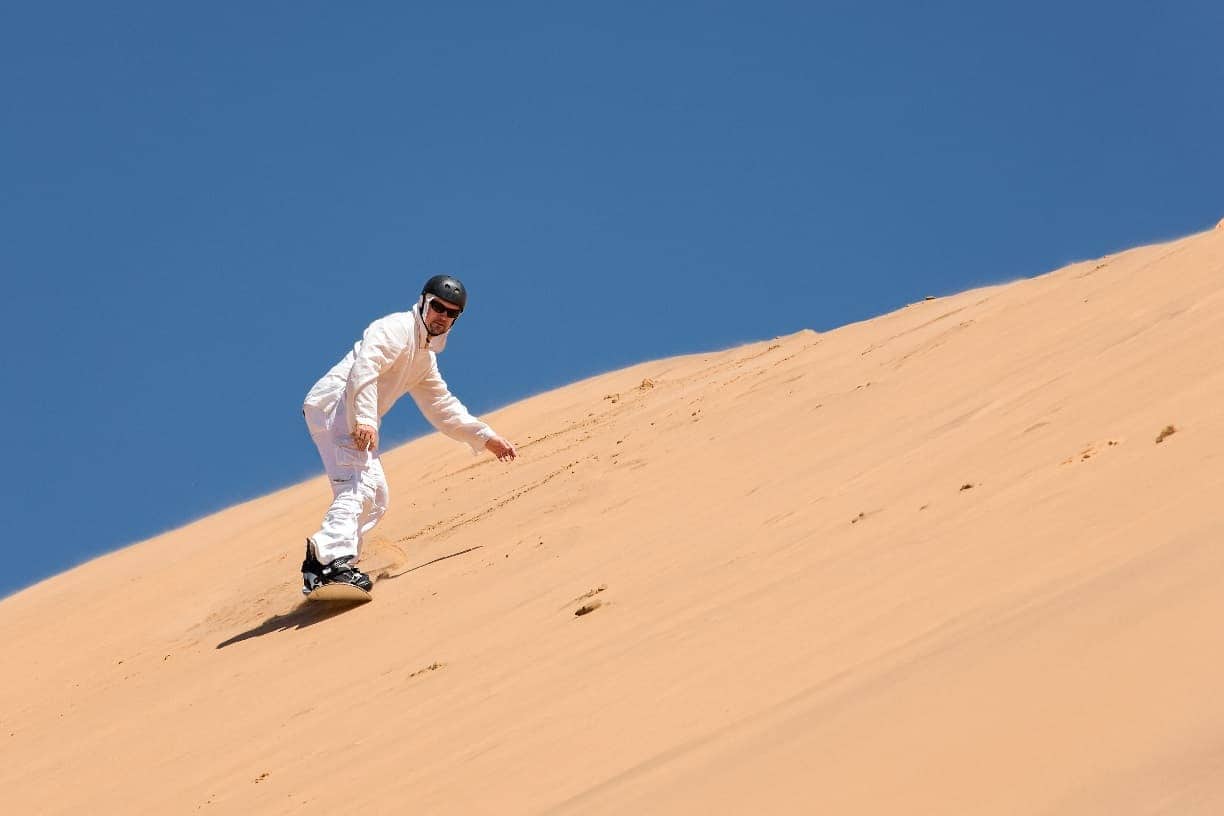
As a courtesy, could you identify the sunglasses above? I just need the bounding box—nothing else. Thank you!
[427,299,462,318]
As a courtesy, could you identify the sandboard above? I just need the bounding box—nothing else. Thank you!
[306,582,372,603]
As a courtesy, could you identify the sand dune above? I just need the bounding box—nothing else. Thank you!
[5,224,1224,814]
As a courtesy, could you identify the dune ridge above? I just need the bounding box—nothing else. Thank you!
[4,224,1224,813]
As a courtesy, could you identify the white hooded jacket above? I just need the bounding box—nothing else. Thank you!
[303,303,495,454]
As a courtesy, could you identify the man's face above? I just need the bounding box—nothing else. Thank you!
[425,296,463,335]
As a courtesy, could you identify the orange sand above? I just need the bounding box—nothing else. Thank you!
[5,225,1224,814]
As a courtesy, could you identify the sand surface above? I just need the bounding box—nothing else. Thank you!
[5,224,1224,814]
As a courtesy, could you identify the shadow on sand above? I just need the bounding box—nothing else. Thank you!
[215,545,484,649]
[215,600,362,649]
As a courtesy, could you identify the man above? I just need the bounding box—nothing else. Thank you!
[300,275,517,594]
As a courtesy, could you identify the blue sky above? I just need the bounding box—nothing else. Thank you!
[3,2,1221,597]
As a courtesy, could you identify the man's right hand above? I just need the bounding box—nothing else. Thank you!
[352,424,379,452]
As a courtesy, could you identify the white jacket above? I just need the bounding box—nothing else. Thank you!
[303,304,496,454]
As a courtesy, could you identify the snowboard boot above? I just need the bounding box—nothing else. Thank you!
[301,539,326,595]
[319,556,373,592]
[302,539,373,595]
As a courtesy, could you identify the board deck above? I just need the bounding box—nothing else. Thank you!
[305,582,372,603]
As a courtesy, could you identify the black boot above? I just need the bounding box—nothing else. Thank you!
[301,539,325,595]
[318,555,373,592]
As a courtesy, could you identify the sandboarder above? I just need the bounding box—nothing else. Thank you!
[300,275,517,596]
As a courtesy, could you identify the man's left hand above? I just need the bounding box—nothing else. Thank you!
[485,436,517,462]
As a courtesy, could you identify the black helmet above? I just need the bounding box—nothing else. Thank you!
[421,275,467,311]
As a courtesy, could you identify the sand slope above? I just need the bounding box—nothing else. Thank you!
[5,225,1224,814]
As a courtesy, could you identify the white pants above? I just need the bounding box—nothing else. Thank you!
[304,401,389,565]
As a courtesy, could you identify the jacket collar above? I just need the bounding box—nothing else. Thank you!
[413,302,450,353]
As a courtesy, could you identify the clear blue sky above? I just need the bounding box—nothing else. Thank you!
[3,2,1221,597]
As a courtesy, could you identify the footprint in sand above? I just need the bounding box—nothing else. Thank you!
[1060,440,1121,465]
[575,599,603,616]
[567,585,607,616]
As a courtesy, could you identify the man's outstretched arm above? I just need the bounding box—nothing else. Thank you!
[409,359,516,460]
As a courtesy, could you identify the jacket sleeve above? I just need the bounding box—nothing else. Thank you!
[408,355,496,454]
[344,316,410,431]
